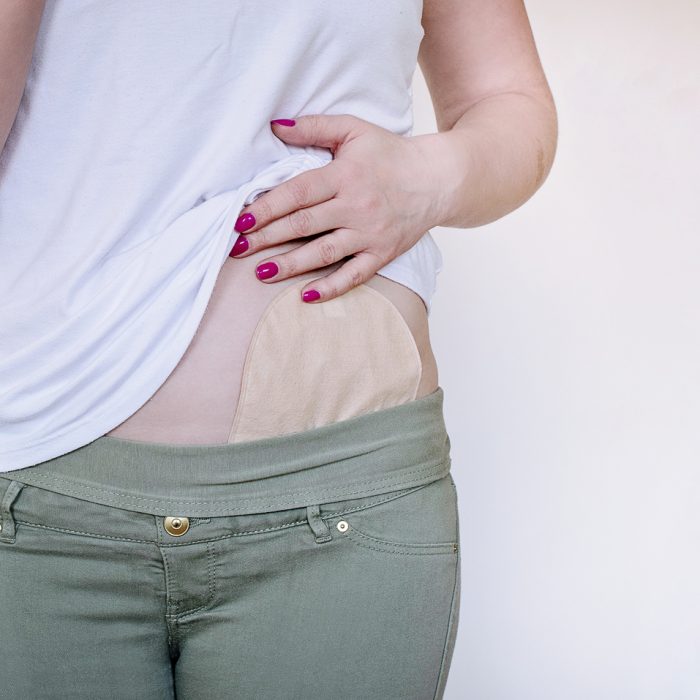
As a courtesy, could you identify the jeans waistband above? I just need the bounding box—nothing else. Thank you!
[0,387,451,517]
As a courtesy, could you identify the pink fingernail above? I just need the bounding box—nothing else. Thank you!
[235,212,256,233]
[256,262,279,280]
[302,289,321,302]
[229,235,249,257]
[270,119,296,126]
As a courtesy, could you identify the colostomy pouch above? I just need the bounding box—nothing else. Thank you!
[227,279,423,443]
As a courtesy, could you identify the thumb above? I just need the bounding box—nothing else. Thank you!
[269,113,361,151]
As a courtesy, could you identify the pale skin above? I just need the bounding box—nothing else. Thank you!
[0,0,45,153]
[1,0,558,305]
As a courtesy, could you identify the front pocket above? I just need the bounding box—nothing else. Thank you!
[325,474,459,557]
[340,522,458,556]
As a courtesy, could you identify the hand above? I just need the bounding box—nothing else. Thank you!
[228,114,446,303]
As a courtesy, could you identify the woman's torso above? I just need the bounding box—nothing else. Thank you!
[0,0,441,467]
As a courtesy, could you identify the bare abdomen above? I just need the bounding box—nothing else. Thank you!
[105,240,439,444]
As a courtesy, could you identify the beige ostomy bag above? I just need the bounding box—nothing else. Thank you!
[227,278,423,443]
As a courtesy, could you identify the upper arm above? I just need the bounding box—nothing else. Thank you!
[0,0,46,156]
[417,0,555,132]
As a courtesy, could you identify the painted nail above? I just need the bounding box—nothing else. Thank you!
[256,261,279,280]
[302,289,321,303]
[229,235,249,257]
[270,118,296,126]
[234,212,256,233]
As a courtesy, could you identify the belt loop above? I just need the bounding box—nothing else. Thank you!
[0,480,25,543]
[305,504,332,544]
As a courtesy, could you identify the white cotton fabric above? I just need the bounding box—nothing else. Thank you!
[0,0,443,471]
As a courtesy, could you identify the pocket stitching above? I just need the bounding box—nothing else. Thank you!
[341,523,458,556]
[326,476,458,555]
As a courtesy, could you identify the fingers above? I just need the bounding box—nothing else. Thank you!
[269,113,365,154]
[232,162,339,238]
[251,228,360,282]
[251,228,384,303]
[230,198,344,257]
[299,250,384,304]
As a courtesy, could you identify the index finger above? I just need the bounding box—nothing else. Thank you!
[234,161,339,234]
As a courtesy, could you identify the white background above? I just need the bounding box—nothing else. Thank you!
[415,1,700,697]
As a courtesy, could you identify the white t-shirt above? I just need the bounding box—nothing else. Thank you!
[0,0,443,471]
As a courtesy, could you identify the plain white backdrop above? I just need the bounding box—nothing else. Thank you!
[416,1,700,698]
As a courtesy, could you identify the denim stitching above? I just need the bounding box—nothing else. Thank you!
[173,542,217,620]
[343,525,457,555]
[160,547,181,656]
[343,526,457,556]
[9,477,448,544]
[160,546,177,617]
[0,480,24,542]
[13,518,308,544]
[9,461,448,509]
[319,483,428,518]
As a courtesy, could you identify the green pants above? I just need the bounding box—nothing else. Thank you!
[0,387,460,699]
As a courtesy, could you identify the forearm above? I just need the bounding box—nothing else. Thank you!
[413,89,558,229]
[0,0,46,156]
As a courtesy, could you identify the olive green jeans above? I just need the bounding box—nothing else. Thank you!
[0,387,460,699]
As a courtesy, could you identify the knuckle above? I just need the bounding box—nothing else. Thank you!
[308,114,322,134]
[342,113,362,133]
[282,256,298,276]
[288,179,312,209]
[325,281,340,299]
[317,239,338,266]
[288,208,312,239]
[252,228,269,248]
[255,197,274,224]
[364,247,386,266]
[349,267,364,289]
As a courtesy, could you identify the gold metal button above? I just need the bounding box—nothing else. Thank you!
[164,516,190,536]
